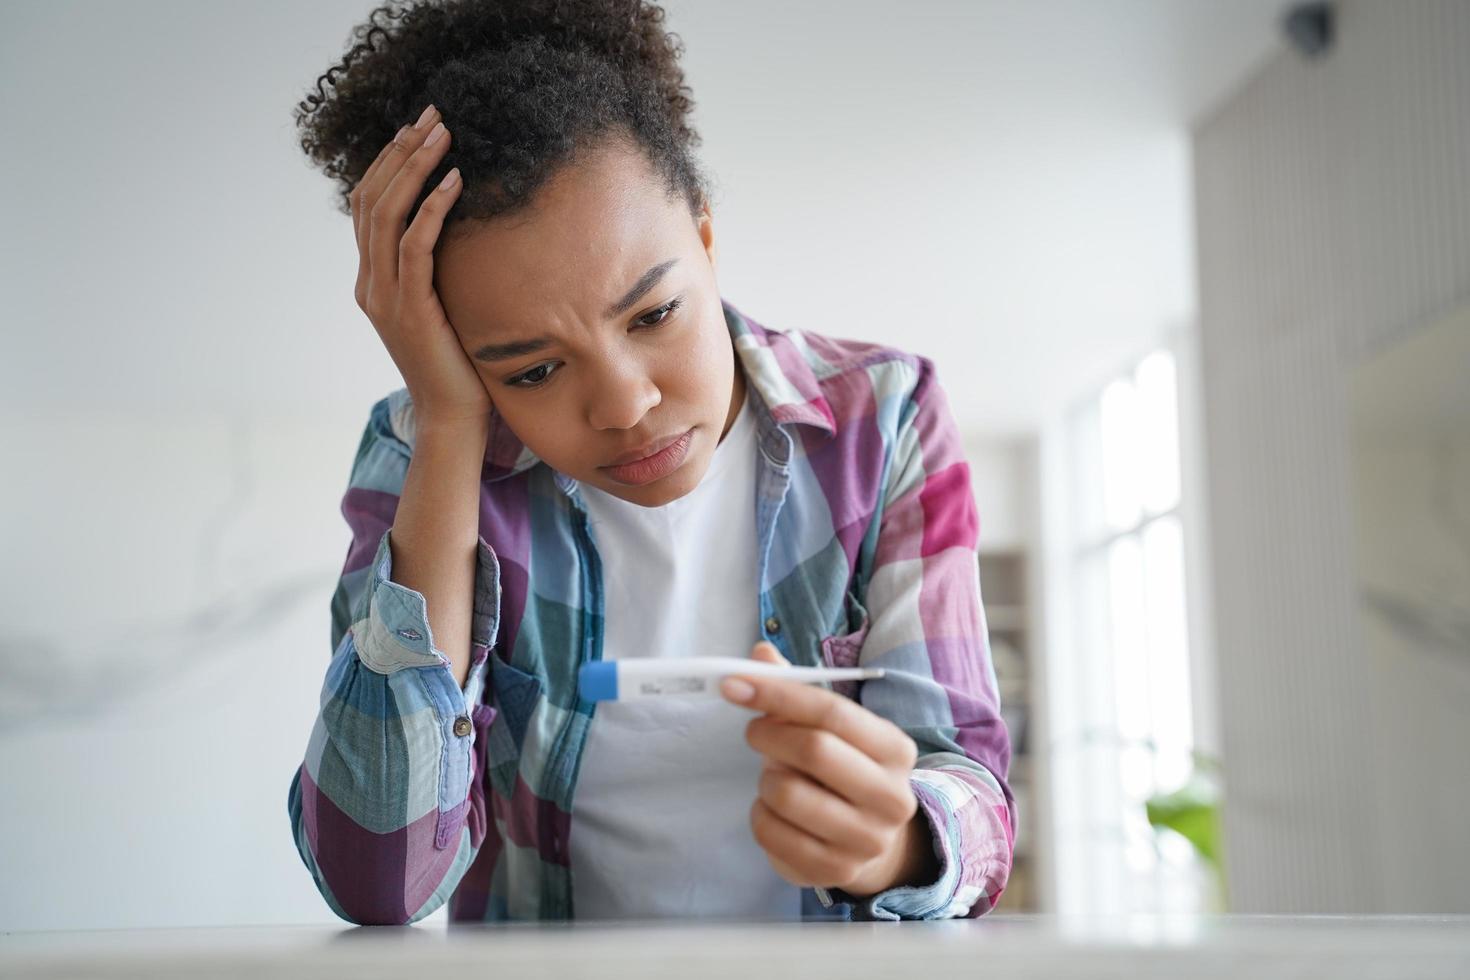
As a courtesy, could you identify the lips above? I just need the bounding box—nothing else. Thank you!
[601,430,690,468]
[598,428,695,486]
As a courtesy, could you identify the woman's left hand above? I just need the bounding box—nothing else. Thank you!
[720,641,938,897]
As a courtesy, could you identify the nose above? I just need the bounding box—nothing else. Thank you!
[586,355,662,431]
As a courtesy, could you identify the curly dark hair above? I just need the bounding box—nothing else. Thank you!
[293,0,713,234]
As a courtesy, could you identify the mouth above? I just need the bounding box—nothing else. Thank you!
[598,427,696,486]
[601,429,691,468]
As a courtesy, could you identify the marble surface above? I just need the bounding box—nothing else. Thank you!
[2,914,1468,979]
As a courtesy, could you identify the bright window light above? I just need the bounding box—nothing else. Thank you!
[1050,344,1204,914]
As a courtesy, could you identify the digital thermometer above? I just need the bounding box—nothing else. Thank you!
[578,656,884,702]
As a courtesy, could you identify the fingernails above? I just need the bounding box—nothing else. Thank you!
[413,104,437,130]
[721,677,755,703]
[425,121,446,147]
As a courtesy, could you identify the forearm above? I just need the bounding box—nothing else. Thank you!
[387,416,490,689]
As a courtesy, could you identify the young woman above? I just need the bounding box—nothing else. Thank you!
[286,0,1014,924]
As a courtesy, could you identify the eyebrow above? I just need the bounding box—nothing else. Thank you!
[470,257,681,363]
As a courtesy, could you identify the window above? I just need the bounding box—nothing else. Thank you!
[1041,343,1214,914]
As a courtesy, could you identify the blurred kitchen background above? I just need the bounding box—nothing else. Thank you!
[2,0,1467,930]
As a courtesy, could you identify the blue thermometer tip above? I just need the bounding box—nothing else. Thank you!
[579,661,619,702]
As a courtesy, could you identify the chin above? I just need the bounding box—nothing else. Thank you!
[640,469,701,506]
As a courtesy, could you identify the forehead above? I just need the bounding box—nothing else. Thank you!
[436,142,689,319]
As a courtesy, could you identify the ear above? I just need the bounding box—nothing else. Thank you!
[749,640,788,665]
[697,198,718,273]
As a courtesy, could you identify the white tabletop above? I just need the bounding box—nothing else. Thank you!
[3,914,1468,979]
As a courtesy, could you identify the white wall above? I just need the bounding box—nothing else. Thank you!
[0,1,1281,435]
[1193,0,1470,912]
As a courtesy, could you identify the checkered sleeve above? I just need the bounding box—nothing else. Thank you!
[285,393,500,924]
[817,356,1016,920]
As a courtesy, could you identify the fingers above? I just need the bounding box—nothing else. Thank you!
[723,671,915,770]
[354,104,439,237]
[399,164,462,307]
[749,641,788,664]
[351,129,400,242]
[750,798,868,888]
[370,116,454,298]
[353,106,452,306]
[757,763,891,861]
[353,112,431,297]
[745,717,915,824]
[352,130,406,310]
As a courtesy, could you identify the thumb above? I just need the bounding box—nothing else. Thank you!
[750,640,789,665]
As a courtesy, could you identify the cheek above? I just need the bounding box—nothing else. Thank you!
[485,394,560,454]
[680,316,733,386]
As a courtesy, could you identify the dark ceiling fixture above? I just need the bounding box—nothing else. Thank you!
[1282,2,1335,59]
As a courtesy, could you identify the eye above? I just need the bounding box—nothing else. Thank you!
[635,296,684,328]
[507,362,557,389]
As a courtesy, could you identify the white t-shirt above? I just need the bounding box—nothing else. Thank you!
[569,389,802,921]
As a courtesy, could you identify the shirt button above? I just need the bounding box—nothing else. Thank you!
[764,616,781,634]
[452,715,472,737]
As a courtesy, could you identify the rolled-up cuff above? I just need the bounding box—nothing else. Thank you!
[821,775,958,921]
[353,528,503,696]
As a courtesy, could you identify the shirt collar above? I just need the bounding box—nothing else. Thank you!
[480,297,836,484]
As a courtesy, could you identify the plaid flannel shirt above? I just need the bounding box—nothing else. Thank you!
[287,298,1015,923]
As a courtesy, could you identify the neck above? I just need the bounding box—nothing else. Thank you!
[720,357,748,443]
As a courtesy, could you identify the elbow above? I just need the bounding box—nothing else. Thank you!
[288,763,429,927]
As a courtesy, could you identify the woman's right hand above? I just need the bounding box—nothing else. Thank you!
[351,105,491,428]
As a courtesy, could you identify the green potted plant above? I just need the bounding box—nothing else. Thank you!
[1144,749,1227,908]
